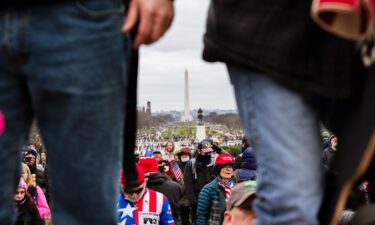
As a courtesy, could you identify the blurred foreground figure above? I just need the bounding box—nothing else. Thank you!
[203,1,375,225]
[0,0,173,224]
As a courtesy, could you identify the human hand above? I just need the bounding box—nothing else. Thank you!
[122,0,174,48]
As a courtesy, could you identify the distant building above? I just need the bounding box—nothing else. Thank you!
[146,101,151,116]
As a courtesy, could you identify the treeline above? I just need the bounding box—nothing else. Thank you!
[137,111,243,130]
[137,110,174,129]
[204,112,243,129]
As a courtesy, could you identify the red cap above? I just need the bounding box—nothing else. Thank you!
[214,153,234,166]
[138,157,159,173]
[121,164,145,187]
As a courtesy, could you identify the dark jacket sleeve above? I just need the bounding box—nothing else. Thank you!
[183,162,196,205]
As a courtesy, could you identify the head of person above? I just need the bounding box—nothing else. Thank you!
[223,181,257,225]
[21,163,32,184]
[177,148,191,163]
[138,157,159,174]
[14,178,28,204]
[196,139,214,164]
[211,137,220,146]
[165,141,174,153]
[159,160,170,173]
[330,135,338,149]
[193,140,199,150]
[23,150,37,166]
[121,164,147,203]
[153,150,162,161]
[214,153,234,182]
[40,151,47,162]
[241,135,250,153]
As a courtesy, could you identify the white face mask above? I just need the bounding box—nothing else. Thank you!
[181,157,190,162]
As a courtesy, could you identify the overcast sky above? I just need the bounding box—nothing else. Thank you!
[137,0,237,112]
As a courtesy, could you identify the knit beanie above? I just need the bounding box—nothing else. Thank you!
[241,148,257,170]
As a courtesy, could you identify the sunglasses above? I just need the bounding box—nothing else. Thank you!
[124,186,144,195]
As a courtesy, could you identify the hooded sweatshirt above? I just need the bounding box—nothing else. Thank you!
[146,172,183,222]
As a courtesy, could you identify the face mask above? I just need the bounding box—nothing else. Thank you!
[181,157,190,162]
[197,154,211,164]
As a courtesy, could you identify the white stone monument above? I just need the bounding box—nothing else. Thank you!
[181,68,193,122]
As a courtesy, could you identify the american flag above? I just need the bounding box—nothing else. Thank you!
[171,161,183,181]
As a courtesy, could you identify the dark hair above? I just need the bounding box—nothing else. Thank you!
[242,135,250,149]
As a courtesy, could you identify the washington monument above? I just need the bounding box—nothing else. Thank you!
[181,68,193,122]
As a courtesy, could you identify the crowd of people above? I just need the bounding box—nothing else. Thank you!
[1,0,375,224]
[12,137,258,225]
[118,137,258,225]
[14,146,50,225]
[8,131,373,225]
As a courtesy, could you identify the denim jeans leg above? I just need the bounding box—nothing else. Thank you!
[0,12,35,225]
[0,1,127,224]
[227,65,323,225]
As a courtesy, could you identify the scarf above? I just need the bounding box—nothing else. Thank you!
[311,0,375,40]
[217,178,235,201]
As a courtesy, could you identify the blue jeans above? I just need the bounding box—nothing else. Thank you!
[228,65,324,225]
[0,1,128,224]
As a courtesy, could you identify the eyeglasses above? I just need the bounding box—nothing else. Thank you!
[124,186,144,195]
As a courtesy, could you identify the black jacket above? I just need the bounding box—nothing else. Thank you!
[203,0,359,99]
[183,159,212,205]
[14,197,44,225]
[146,172,183,222]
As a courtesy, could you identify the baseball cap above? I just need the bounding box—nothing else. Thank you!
[226,180,256,210]
[121,164,145,189]
[198,140,214,153]
[138,157,158,173]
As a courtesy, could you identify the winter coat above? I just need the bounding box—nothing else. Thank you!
[35,186,50,219]
[117,189,175,225]
[14,196,45,225]
[177,161,190,207]
[146,172,183,222]
[196,179,226,225]
[183,159,212,205]
[203,0,358,99]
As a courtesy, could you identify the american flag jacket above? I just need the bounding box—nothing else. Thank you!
[117,189,175,225]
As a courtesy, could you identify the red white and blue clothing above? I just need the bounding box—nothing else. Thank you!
[117,189,175,225]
